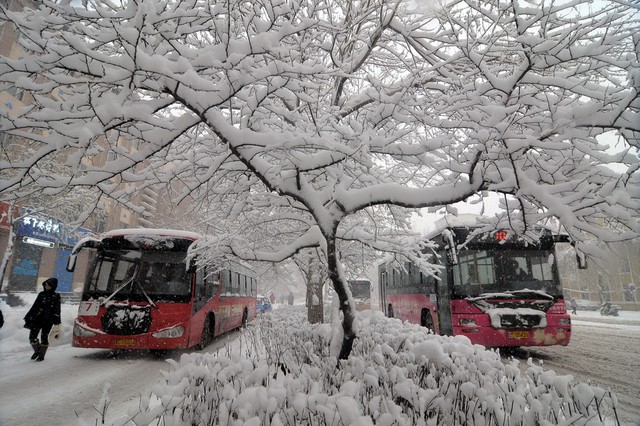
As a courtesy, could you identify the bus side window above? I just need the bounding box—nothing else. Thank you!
[209,271,220,297]
[221,270,230,295]
[231,272,239,295]
[192,267,207,312]
[195,267,206,299]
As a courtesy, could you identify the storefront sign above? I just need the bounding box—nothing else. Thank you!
[16,211,91,246]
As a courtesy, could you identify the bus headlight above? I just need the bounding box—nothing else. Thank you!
[152,326,184,339]
[559,318,571,325]
[73,322,97,337]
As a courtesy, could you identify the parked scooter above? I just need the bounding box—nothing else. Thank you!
[600,302,620,316]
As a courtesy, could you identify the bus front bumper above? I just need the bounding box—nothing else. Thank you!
[72,320,189,350]
[453,326,571,347]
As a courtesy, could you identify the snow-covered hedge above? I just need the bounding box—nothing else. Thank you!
[105,307,620,426]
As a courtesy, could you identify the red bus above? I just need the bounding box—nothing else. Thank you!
[67,229,257,351]
[378,219,573,347]
[348,279,372,311]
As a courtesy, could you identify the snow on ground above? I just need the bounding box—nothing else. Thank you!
[0,292,77,359]
[1,294,639,425]
[510,308,640,425]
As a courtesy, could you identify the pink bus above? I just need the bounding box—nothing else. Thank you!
[379,220,572,348]
[67,229,257,352]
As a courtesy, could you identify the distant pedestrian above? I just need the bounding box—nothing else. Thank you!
[24,277,61,361]
[0,308,4,329]
[570,298,578,315]
[269,292,276,304]
[288,292,294,305]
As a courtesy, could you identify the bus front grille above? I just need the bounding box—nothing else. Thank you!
[499,315,542,328]
[102,305,152,335]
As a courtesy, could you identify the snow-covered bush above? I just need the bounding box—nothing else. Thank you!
[106,307,620,426]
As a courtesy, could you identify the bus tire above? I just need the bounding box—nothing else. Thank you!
[387,304,394,318]
[197,315,213,350]
[241,308,248,328]
[421,309,434,331]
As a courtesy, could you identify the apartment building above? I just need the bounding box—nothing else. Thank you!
[0,0,161,294]
[558,239,640,311]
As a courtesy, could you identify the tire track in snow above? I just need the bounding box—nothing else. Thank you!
[504,320,640,425]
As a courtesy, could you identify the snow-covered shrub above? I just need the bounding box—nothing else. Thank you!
[106,306,620,426]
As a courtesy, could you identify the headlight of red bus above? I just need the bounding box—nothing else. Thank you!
[559,318,571,325]
[73,322,97,337]
[152,325,184,339]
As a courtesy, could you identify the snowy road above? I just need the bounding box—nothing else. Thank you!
[0,329,243,426]
[505,312,640,425]
[1,305,639,425]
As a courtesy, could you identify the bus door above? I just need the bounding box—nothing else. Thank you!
[193,267,207,313]
[436,259,453,335]
[380,269,388,314]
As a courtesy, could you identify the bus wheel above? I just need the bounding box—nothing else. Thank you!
[241,309,248,328]
[197,316,212,350]
[421,309,434,331]
[387,304,394,318]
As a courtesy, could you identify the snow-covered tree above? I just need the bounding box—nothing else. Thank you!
[0,144,106,291]
[1,0,638,359]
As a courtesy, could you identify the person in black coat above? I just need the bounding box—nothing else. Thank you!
[24,277,61,361]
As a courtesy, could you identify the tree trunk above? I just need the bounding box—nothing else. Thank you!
[306,275,324,324]
[326,236,356,361]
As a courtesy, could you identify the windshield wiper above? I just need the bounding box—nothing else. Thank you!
[99,265,158,309]
[100,276,136,306]
[131,279,158,309]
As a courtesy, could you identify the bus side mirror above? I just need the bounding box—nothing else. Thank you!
[447,249,458,265]
[576,253,588,269]
[571,242,588,269]
[67,236,100,273]
[187,257,197,273]
[66,254,77,272]
[442,229,458,265]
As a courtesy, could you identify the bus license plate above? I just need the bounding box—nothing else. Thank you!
[114,338,137,346]
[508,331,530,339]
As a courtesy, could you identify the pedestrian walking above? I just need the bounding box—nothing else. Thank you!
[570,298,578,315]
[24,277,61,361]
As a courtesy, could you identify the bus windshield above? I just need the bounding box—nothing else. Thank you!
[349,280,371,300]
[451,248,560,297]
[84,249,192,302]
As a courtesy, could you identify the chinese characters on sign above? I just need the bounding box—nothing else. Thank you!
[22,216,61,235]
